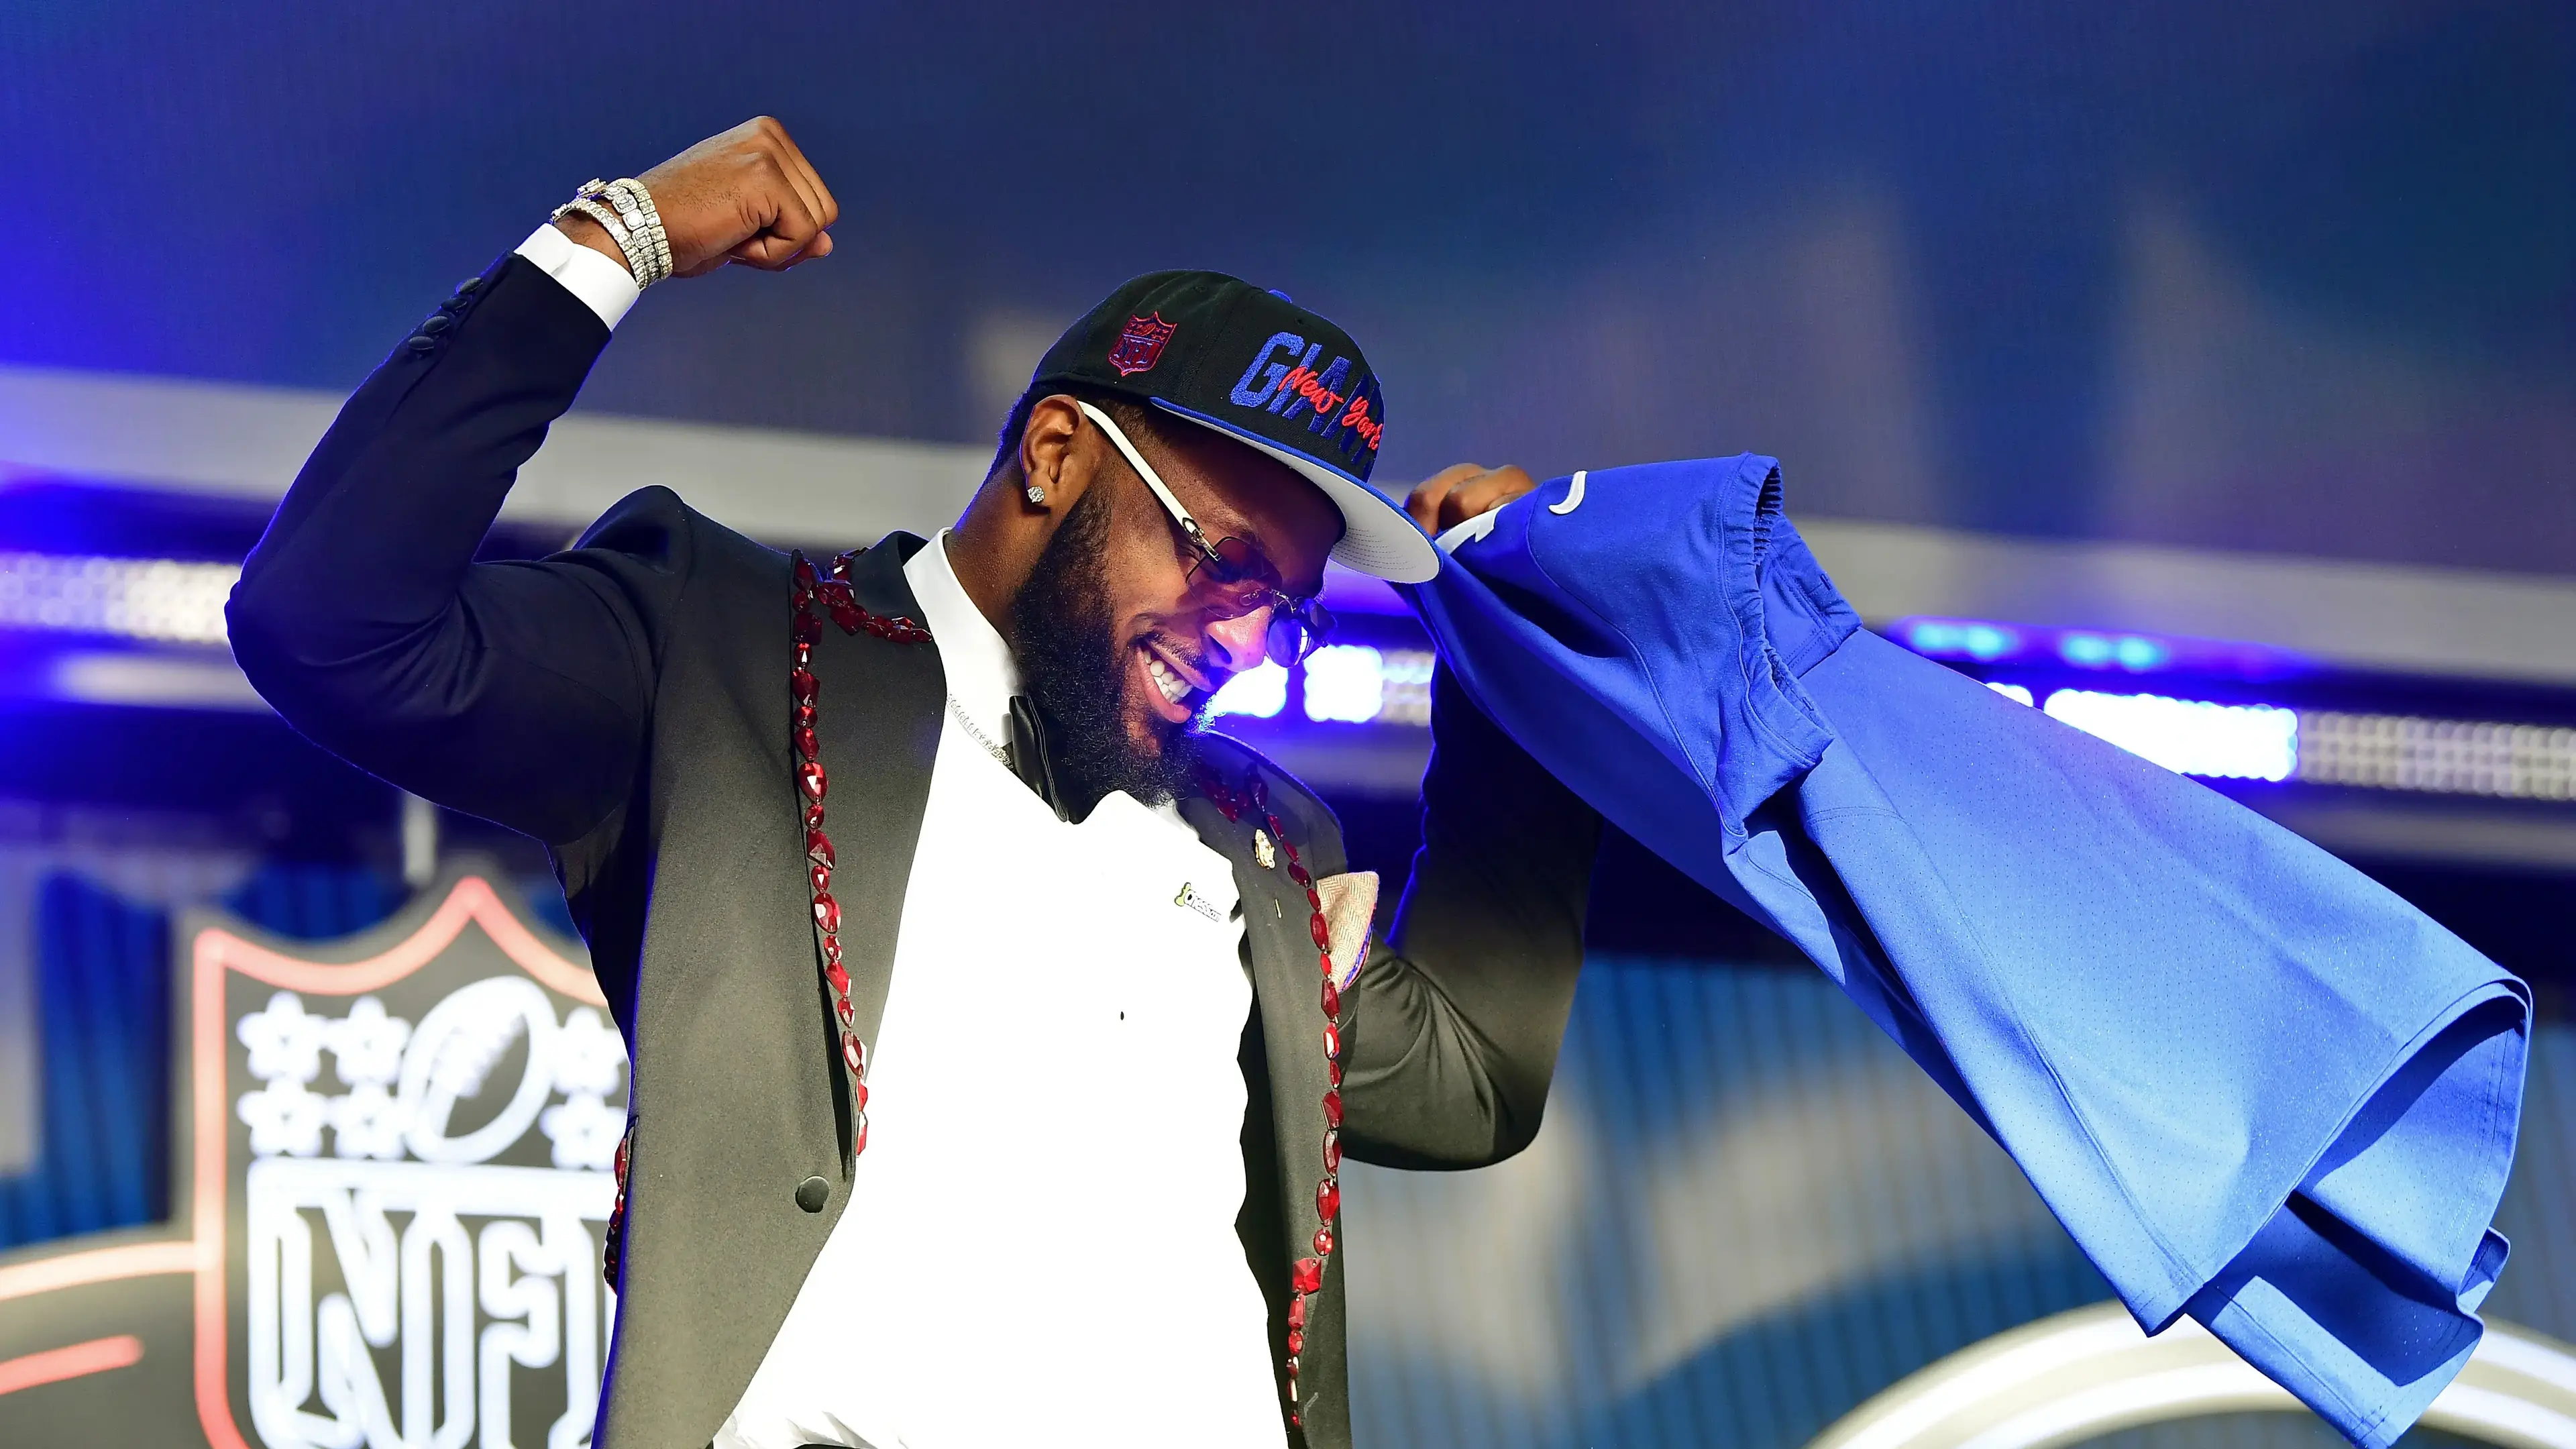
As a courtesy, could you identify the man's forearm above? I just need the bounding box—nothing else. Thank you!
[1340,671,1603,1167]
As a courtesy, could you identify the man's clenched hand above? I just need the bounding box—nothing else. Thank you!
[1407,463,1539,537]
[557,117,839,279]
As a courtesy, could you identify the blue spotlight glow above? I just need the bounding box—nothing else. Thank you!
[1986,682,2035,706]
[2060,632,2172,671]
[1206,659,1289,718]
[1303,645,1386,723]
[1905,619,2023,661]
[2043,690,2297,782]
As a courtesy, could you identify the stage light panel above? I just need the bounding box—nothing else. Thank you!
[2300,712,2576,802]
[1206,659,1289,719]
[2043,690,2298,782]
[1377,649,1436,726]
[1303,645,1386,723]
[0,551,236,645]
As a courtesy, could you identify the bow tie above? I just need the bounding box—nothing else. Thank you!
[1005,695,1072,822]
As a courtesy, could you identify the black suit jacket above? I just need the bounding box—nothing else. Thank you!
[228,252,1602,1449]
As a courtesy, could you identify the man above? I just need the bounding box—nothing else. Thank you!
[229,117,1601,1449]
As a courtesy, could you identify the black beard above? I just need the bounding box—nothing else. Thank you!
[1008,486,1199,817]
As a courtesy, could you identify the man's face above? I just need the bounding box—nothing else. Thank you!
[1009,407,1343,810]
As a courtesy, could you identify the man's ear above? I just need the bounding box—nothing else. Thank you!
[1018,394,1096,513]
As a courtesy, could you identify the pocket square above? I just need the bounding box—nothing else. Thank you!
[1312,871,1377,989]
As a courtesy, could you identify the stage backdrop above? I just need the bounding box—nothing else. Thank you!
[0,864,621,1449]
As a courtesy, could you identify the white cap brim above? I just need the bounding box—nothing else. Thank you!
[1149,399,1442,584]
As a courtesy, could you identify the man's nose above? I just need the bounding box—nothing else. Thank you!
[1203,608,1272,675]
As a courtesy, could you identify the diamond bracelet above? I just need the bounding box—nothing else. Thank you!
[550,178,672,287]
[602,179,673,284]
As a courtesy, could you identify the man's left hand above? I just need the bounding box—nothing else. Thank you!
[1406,463,1539,537]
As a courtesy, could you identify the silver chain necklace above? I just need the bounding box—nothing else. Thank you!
[946,693,1011,767]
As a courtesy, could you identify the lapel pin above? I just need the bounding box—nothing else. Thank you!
[1175,882,1223,922]
[1252,828,1277,869]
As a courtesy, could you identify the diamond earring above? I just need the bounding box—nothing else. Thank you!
[1024,484,1046,506]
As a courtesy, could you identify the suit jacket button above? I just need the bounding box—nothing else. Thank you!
[406,335,437,355]
[419,313,452,335]
[455,276,483,295]
[794,1175,830,1213]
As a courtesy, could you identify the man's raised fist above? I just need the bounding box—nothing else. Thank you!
[558,117,839,279]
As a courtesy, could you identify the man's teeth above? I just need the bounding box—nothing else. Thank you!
[1146,652,1192,705]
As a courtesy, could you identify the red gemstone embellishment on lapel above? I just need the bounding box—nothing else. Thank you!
[1197,763,1352,1405]
[789,547,932,1169]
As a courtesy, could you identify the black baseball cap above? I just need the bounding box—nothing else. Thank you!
[1028,270,1440,584]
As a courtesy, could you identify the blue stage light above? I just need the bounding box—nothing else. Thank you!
[1303,645,1386,723]
[1986,682,2035,706]
[1206,659,1289,719]
[2043,690,2297,782]
[1906,619,2023,661]
[2059,633,2172,671]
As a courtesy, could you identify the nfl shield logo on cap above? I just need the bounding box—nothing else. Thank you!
[1108,313,1177,376]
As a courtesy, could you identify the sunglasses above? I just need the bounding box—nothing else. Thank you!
[1076,400,1336,668]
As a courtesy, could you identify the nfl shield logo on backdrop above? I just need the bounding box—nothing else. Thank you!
[1108,313,1177,375]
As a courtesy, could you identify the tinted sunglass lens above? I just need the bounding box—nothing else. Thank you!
[1207,537,1257,584]
[1265,614,1307,667]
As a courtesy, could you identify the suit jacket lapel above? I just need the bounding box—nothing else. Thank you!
[806,531,945,1161]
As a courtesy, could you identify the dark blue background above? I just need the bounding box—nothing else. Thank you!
[3,2,2567,568]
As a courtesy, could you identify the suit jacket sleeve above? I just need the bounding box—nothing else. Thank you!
[1338,669,1603,1169]
[228,253,694,847]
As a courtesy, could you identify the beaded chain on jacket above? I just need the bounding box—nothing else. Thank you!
[792,549,931,1158]
[1197,767,1348,1427]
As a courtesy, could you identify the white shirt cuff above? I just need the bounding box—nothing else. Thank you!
[514,223,643,331]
